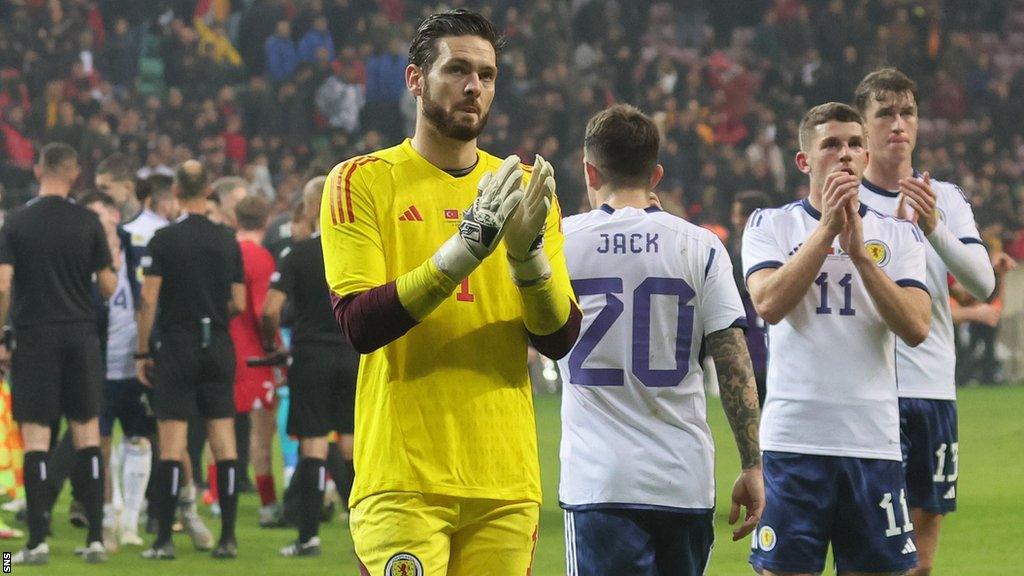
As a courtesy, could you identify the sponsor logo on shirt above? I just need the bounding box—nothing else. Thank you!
[398,205,424,222]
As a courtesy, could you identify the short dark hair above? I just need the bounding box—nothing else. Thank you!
[798,102,864,151]
[137,173,174,203]
[584,104,660,188]
[854,67,919,117]
[408,9,505,72]
[79,190,117,210]
[142,172,174,201]
[733,190,772,219]
[38,142,78,175]
[234,195,270,231]
[96,152,134,183]
[174,160,208,200]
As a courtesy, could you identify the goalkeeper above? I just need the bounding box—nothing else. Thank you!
[320,9,580,575]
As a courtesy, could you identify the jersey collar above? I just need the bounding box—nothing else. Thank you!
[401,139,486,184]
[801,197,868,220]
[598,204,662,214]
[861,169,923,198]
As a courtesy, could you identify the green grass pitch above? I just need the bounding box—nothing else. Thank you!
[8,385,1021,574]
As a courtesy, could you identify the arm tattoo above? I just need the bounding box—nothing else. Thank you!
[707,327,762,469]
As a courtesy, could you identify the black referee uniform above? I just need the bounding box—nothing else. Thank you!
[0,194,111,553]
[270,232,358,551]
[144,214,242,421]
[142,211,243,555]
[272,233,357,438]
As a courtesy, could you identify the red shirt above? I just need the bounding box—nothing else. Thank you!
[222,131,247,166]
[230,239,276,389]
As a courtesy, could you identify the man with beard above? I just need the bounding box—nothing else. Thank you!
[320,9,580,575]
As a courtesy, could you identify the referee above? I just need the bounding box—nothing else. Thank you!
[135,160,245,560]
[261,176,358,557]
[0,143,118,565]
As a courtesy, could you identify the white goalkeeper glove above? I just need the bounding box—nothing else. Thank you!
[504,154,556,286]
[432,154,524,282]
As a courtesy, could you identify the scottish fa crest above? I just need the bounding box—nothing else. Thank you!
[385,552,424,576]
[864,239,891,266]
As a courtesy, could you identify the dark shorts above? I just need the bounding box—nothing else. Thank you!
[900,397,958,514]
[286,342,357,437]
[100,378,155,438]
[750,451,918,574]
[152,332,235,421]
[563,507,714,576]
[11,323,103,424]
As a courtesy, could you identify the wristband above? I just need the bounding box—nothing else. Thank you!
[133,352,151,360]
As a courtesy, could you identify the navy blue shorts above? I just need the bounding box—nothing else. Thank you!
[100,378,155,438]
[900,398,958,514]
[564,507,713,576]
[750,451,918,574]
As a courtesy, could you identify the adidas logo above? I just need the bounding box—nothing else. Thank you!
[902,538,917,555]
[944,486,956,500]
[398,206,424,222]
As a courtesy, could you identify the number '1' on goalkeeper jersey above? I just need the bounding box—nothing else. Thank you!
[320,139,573,507]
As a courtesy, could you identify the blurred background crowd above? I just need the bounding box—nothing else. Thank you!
[1,0,1022,382]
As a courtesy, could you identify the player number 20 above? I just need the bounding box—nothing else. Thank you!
[567,276,695,388]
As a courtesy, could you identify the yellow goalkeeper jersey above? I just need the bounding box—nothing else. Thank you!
[321,139,573,507]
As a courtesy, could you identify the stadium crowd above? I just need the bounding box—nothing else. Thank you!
[1,1,1022,238]
[0,0,1020,570]
[0,1,1019,388]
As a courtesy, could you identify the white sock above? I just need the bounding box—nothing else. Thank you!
[103,502,119,529]
[109,441,124,510]
[119,438,152,531]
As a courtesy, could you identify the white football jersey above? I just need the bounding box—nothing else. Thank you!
[106,251,137,380]
[558,205,746,511]
[741,199,927,461]
[123,208,170,282]
[860,176,984,400]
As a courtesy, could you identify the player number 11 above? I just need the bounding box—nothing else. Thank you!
[880,489,914,537]
[814,272,855,316]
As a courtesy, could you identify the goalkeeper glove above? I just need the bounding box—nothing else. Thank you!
[504,154,556,286]
[433,154,524,282]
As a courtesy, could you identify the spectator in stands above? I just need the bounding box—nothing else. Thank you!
[298,16,334,64]
[265,20,298,85]
[102,18,138,93]
[315,62,364,134]
[361,35,407,142]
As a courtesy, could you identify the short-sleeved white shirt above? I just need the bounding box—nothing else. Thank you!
[741,199,928,461]
[860,176,983,400]
[558,205,746,511]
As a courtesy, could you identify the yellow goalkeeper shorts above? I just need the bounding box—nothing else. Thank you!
[352,491,540,575]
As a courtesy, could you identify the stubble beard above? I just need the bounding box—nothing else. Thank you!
[421,82,489,142]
